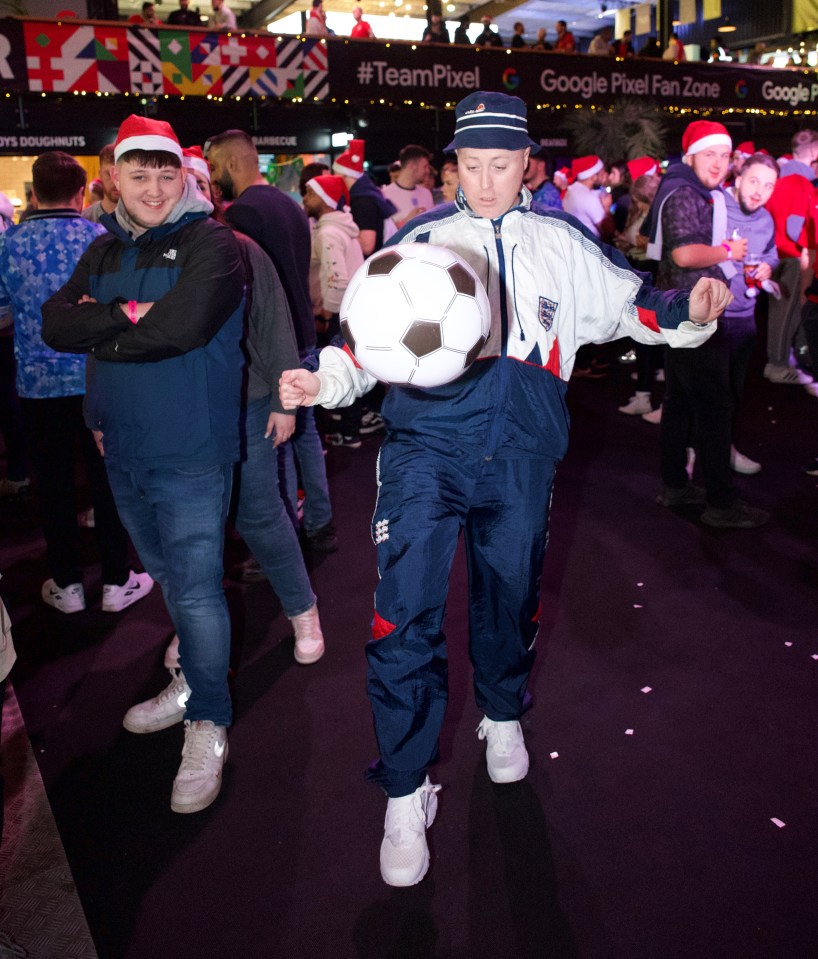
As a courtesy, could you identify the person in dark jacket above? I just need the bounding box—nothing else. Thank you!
[333,138,397,257]
[421,13,449,43]
[475,15,503,47]
[42,116,246,816]
[205,129,338,554]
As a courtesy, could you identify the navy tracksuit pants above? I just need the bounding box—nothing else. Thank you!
[365,437,556,798]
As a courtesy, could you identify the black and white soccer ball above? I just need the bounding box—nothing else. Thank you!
[339,243,491,388]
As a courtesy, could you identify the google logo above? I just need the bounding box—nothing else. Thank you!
[735,79,748,98]
[502,68,520,91]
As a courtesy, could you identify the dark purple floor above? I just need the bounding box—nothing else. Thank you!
[2,339,818,959]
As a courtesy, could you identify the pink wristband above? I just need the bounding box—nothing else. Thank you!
[721,242,732,260]
[127,300,139,325]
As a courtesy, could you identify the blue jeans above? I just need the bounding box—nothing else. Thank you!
[105,461,234,727]
[278,405,333,534]
[235,397,315,617]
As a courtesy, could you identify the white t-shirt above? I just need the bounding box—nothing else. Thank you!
[382,182,434,225]
[562,182,607,237]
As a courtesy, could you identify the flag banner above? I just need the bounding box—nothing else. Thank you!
[0,18,815,115]
[0,17,329,100]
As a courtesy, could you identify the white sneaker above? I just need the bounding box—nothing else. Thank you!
[171,720,228,814]
[764,362,814,385]
[41,578,85,614]
[102,571,154,612]
[164,633,181,670]
[641,406,662,425]
[476,716,529,784]
[289,604,325,664]
[618,392,652,415]
[730,446,761,475]
[123,669,190,734]
[380,777,441,887]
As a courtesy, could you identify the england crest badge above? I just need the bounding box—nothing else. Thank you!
[538,296,558,331]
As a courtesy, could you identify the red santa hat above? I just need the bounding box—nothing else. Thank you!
[681,120,732,157]
[307,174,350,210]
[571,154,603,181]
[114,115,182,163]
[627,156,659,181]
[333,139,365,179]
[182,145,210,181]
[735,140,755,157]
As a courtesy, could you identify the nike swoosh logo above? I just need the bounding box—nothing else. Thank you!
[176,692,189,708]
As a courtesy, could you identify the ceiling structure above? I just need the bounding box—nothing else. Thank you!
[135,0,651,44]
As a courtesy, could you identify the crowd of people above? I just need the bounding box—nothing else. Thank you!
[112,2,742,62]
[0,89,814,887]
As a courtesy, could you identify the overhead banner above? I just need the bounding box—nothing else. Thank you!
[0,17,329,98]
[2,20,818,114]
[328,38,818,112]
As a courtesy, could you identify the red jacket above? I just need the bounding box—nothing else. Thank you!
[765,162,815,258]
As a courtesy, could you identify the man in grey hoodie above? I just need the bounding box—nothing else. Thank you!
[723,152,780,474]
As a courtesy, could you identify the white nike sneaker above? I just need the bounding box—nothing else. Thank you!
[380,777,441,887]
[171,720,228,814]
[102,571,154,613]
[289,603,325,664]
[123,669,190,734]
[164,633,181,670]
[476,716,529,784]
[41,578,85,614]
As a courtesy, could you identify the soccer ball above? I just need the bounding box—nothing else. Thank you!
[339,243,491,388]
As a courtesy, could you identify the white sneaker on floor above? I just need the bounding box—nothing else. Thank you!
[763,363,814,385]
[41,578,85,614]
[380,777,441,887]
[730,446,761,475]
[171,720,228,814]
[618,392,652,415]
[641,406,662,425]
[102,570,153,612]
[289,604,325,664]
[164,633,181,670]
[123,669,190,734]
[476,716,529,784]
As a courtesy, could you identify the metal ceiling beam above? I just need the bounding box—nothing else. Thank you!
[240,0,300,30]
[458,1,531,24]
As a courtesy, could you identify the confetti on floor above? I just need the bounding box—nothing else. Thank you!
[625,729,634,736]
[633,604,643,609]
[771,818,786,828]
[550,751,559,759]
[784,642,792,647]
[812,655,818,661]
[641,686,652,694]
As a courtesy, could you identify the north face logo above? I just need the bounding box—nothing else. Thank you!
[163,249,177,260]
[538,296,558,331]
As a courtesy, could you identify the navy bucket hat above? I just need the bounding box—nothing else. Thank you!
[444,91,538,152]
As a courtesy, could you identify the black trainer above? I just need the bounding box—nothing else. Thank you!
[656,483,706,508]
[304,523,339,554]
[701,500,769,529]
